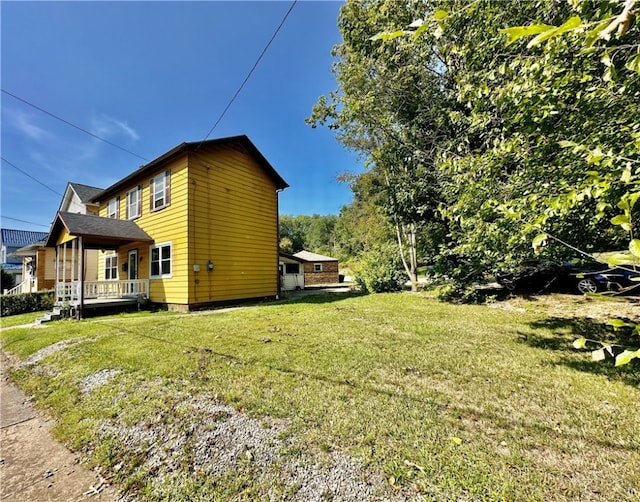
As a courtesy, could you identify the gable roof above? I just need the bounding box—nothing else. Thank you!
[45,212,153,249]
[293,250,338,263]
[279,251,306,263]
[69,182,103,203]
[1,229,49,248]
[90,135,289,202]
[58,182,103,213]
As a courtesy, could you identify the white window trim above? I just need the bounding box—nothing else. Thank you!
[127,186,141,220]
[314,263,323,272]
[107,198,119,219]
[104,254,118,280]
[149,241,172,279]
[150,171,170,212]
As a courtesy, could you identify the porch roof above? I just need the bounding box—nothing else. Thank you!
[9,241,45,258]
[45,212,153,249]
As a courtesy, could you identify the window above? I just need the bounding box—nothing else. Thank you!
[150,170,171,211]
[285,263,300,274]
[150,242,172,278]
[314,263,323,272]
[127,186,142,219]
[104,255,118,280]
[107,197,119,219]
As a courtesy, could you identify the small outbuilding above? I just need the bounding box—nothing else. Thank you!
[279,252,306,291]
[293,250,340,286]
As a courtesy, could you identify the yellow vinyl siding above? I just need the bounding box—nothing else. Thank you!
[96,154,189,304]
[56,229,76,246]
[93,141,281,308]
[187,144,278,304]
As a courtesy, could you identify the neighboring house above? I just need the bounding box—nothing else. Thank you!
[293,250,340,286]
[1,229,49,292]
[7,183,104,295]
[58,182,102,216]
[45,135,288,313]
[279,252,306,291]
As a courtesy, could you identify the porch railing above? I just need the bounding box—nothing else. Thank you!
[55,280,149,305]
[4,279,36,295]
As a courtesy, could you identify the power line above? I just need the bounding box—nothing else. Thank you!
[1,215,51,229]
[1,157,63,197]
[196,0,297,149]
[1,89,149,162]
[1,157,91,213]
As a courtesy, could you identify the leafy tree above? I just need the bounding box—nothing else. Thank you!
[279,236,294,254]
[497,0,639,365]
[332,172,395,262]
[279,214,338,256]
[308,0,453,291]
[320,0,637,289]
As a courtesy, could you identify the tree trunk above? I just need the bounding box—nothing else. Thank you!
[394,220,419,292]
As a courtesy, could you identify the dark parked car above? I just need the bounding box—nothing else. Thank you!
[573,266,640,294]
[496,260,639,295]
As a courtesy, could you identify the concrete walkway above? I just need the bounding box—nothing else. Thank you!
[0,351,119,501]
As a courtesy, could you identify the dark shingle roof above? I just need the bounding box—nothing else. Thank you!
[45,212,153,249]
[91,135,289,202]
[1,229,49,247]
[69,183,103,203]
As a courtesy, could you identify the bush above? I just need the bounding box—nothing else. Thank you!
[1,268,15,291]
[433,281,485,304]
[354,245,406,293]
[1,290,54,317]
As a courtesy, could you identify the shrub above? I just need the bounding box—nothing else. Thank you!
[433,281,485,304]
[1,290,54,317]
[1,268,15,291]
[354,245,406,293]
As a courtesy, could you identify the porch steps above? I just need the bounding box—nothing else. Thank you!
[36,307,66,325]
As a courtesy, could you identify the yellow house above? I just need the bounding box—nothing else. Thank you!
[45,135,288,313]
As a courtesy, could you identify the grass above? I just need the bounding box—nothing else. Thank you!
[0,311,46,328]
[2,292,639,501]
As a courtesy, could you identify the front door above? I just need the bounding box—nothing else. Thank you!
[128,249,138,294]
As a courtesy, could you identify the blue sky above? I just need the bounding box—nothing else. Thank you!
[1,1,358,232]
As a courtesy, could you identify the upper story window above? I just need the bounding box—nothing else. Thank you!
[314,263,323,272]
[150,170,171,211]
[127,185,142,219]
[107,197,119,219]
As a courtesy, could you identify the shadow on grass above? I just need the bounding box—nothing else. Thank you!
[271,289,366,306]
[519,316,640,387]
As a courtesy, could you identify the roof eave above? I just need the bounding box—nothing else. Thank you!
[90,135,289,202]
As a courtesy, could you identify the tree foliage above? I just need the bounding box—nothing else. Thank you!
[279,214,338,256]
[308,0,453,290]
[311,0,639,294]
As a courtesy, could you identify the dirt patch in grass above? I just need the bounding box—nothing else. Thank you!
[494,293,639,322]
[96,383,395,501]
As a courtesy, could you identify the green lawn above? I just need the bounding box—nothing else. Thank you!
[2,293,639,501]
[0,311,46,328]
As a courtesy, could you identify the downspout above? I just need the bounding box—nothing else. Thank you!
[276,188,283,299]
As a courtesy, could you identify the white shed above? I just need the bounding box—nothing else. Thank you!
[279,252,305,291]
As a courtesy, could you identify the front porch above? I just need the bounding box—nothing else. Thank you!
[46,212,154,318]
[55,279,150,307]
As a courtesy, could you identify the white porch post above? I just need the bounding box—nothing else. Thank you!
[71,239,76,284]
[62,242,67,286]
[55,246,59,302]
[78,237,84,319]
